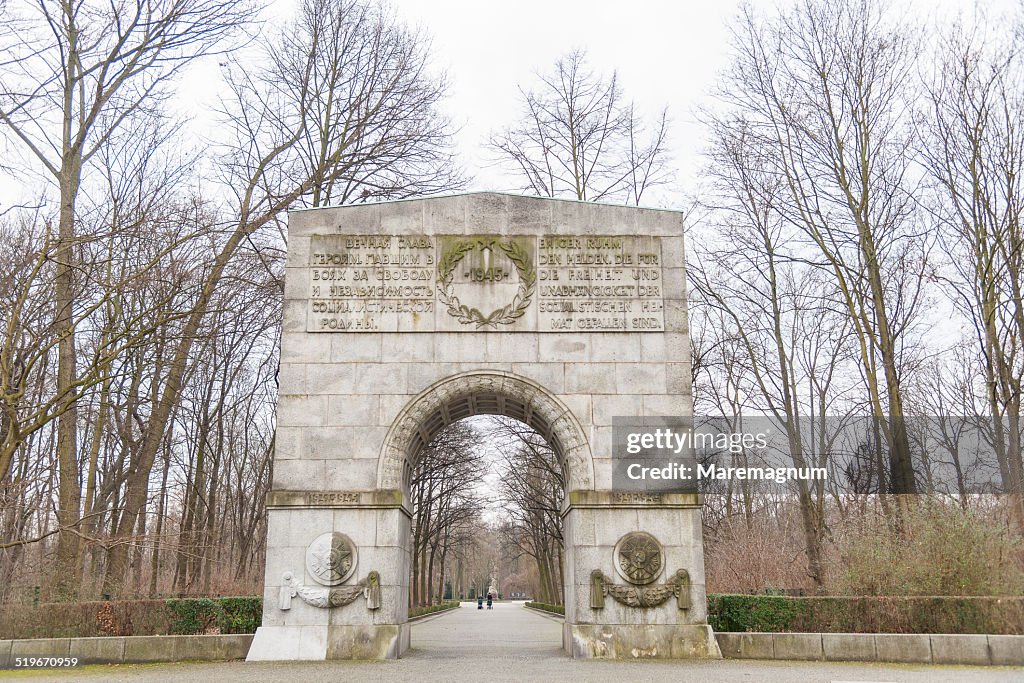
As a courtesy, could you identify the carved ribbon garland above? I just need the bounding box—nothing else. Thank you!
[590,568,691,610]
[279,570,381,610]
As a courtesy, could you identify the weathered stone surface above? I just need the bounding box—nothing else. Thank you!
[2,635,252,667]
[713,633,743,659]
[671,625,723,658]
[123,636,181,663]
[772,633,823,660]
[10,638,70,658]
[930,634,991,665]
[177,635,252,662]
[874,633,931,663]
[247,626,325,661]
[68,637,125,664]
[823,633,876,662]
[564,623,721,659]
[325,624,408,659]
[987,634,1024,665]
[273,459,326,489]
[715,632,774,659]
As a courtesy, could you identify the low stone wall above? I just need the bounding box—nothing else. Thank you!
[716,632,1024,665]
[0,634,253,668]
[3,631,1021,666]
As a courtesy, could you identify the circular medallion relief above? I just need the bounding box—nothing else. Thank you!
[305,532,357,586]
[614,532,665,585]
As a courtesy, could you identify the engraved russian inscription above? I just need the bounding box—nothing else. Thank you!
[309,235,435,332]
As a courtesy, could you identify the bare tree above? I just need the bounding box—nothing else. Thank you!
[101,0,464,596]
[920,19,1024,526]
[0,0,248,597]
[494,418,564,604]
[489,49,671,205]
[409,421,484,607]
[223,0,465,209]
[716,0,930,495]
[688,128,849,587]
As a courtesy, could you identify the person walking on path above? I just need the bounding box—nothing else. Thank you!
[486,593,493,610]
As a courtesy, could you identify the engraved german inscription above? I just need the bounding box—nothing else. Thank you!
[536,235,664,332]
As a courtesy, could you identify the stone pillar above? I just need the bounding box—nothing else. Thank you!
[562,492,721,659]
[247,491,411,660]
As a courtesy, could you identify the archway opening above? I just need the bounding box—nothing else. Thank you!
[376,372,594,656]
[379,371,595,656]
[406,415,566,656]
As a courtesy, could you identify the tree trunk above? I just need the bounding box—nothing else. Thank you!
[150,449,170,597]
[52,169,83,600]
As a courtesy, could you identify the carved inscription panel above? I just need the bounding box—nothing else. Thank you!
[306,234,665,332]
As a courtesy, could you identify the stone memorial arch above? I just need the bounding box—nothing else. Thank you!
[246,192,720,661]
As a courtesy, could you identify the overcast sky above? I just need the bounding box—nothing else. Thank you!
[3,0,1015,212]
[383,0,745,202]
[262,0,1013,208]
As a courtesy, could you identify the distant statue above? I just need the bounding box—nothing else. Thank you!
[487,574,499,600]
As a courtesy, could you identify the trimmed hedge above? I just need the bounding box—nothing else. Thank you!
[166,596,262,635]
[166,598,220,635]
[0,597,264,639]
[5,593,1021,639]
[525,601,565,615]
[217,596,262,634]
[707,594,1024,634]
[409,601,459,618]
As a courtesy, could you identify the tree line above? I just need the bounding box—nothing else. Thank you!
[689,0,1024,591]
[0,0,460,601]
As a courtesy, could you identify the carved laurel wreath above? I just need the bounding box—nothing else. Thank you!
[437,238,536,328]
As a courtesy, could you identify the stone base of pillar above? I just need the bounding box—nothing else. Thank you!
[563,623,723,659]
[246,623,410,661]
